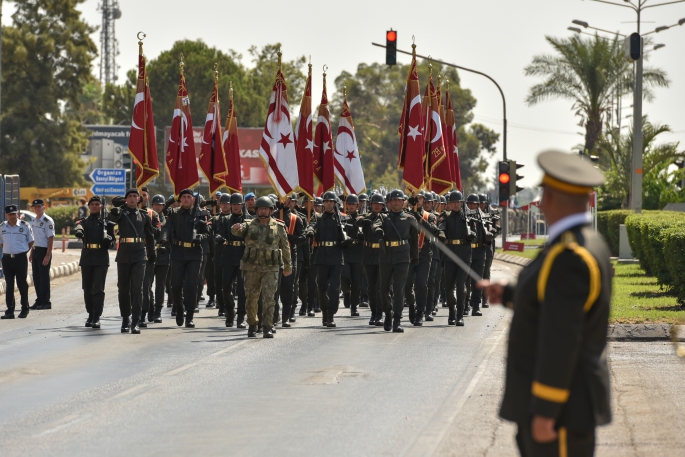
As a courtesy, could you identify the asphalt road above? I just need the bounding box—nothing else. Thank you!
[1,259,683,457]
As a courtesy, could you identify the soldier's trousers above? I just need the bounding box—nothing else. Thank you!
[278,263,297,323]
[469,247,487,310]
[142,259,155,316]
[171,259,201,321]
[307,264,318,307]
[298,264,309,308]
[31,246,51,307]
[317,264,342,320]
[364,264,382,320]
[206,256,216,299]
[117,260,145,320]
[380,262,409,318]
[482,243,494,305]
[516,422,595,457]
[405,256,431,320]
[426,258,440,316]
[341,261,362,310]
[444,248,471,320]
[222,264,246,315]
[2,252,29,313]
[244,269,279,328]
[197,253,208,300]
[154,264,169,307]
[166,261,173,306]
[292,261,304,312]
[83,265,108,319]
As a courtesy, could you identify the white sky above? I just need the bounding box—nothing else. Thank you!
[5,0,685,188]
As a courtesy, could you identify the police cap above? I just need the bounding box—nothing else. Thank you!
[538,149,605,194]
[4,204,18,214]
[125,188,140,198]
[31,199,45,207]
[230,193,244,205]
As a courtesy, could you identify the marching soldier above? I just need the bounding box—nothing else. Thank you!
[464,193,492,317]
[297,195,313,317]
[275,195,305,327]
[481,150,611,457]
[424,193,441,321]
[151,195,170,323]
[162,189,208,329]
[437,191,476,326]
[211,193,231,318]
[479,194,499,309]
[245,193,257,217]
[196,194,212,311]
[305,191,349,327]
[231,196,291,338]
[28,199,54,311]
[0,205,34,319]
[341,194,364,317]
[74,196,115,328]
[140,194,162,325]
[358,192,385,326]
[109,189,156,334]
[373,189,419,332]
[304,196,324,315]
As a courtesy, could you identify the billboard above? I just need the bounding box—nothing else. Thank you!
[164,127,269,188]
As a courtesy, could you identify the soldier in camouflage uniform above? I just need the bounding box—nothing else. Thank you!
[231,196,291,338]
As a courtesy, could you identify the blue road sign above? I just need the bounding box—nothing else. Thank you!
[90,168,127,184]
[91,184,126,196]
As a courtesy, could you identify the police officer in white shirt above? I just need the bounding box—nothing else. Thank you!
[29,199,55,310]
[1,205,34,319]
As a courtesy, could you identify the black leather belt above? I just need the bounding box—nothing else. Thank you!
[446,239,468,245]
[3,252,27,258]
[385,240,409,247]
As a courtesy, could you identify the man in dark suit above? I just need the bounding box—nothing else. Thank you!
[481,150,611,457]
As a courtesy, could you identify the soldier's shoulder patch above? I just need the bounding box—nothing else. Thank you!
[49,225,53,229]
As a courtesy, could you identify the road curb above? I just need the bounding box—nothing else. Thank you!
[494,252,532,267]
[0,260,81,295]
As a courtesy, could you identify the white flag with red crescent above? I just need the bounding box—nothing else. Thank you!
[334,99,366,195]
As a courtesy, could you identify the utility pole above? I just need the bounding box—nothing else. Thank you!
[99,0,122,85]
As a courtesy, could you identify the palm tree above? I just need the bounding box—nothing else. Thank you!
[524,34,669,155]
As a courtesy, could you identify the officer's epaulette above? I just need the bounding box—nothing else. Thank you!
[0,221,6,226]
[19,219,27,225]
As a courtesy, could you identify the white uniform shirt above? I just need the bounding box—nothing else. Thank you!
[31,214,55,248]
[0,220,34,254]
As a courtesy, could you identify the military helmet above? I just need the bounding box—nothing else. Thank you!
[219,193,231,204]
[151,194,165,205]
[423,192,434,203]
[370,193,385,204]
[288,192,298,201]
[466,193,480,204]
[230,193,244,205]
[346,194,359,204]
[449,191,464,202]
[255,196,275,209]
[478,193,488,204]
[322,191,337,201]
[439,196,447,204]
[359,193,368,201]
[314,197,324,205]
[388,189,405,200]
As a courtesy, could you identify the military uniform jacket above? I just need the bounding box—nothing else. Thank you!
[109,205,155,263]
[232,217,292,273]
[281,209,305,265]
[216,212,252,266]
[306,211,345,266]
[154,212,171,267]
[294,210,311,266]
[430,210,442,261]
[198,208,213,258]
[437,210,475,261]
[75,214,115,266]
[373,211,419,265]
[162,206,208,262]
[358,212,384,266]
[499,223,612,431]
[407,208,438,260]
[141,206,162,263]
[342,211,364,264]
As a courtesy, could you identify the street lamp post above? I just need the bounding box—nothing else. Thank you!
[371,42,511,243]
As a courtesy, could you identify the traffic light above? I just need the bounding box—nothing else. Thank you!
[509,160,525,195]
[625,32,642,62]
[498,161,510,207]
[386,29,397,65]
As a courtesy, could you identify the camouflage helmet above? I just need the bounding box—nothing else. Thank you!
[255,196,275,209]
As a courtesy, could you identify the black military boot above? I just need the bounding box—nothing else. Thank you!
[138,316,148,328]
[351,305,359,317]
[154,306,163,323]
[85,313,93,327]
[321,308,329,327]
[393,317,404,333]
[289,306,296,322]
[247,324,257,338]
[226,308,235,328]
[383,313,393,332]
[456,318,465,326]
[308,303,315,317]
[408,304,416,324]
[175,306,184,327]
[218,304,226,317]
[236,313,246,329]
[448,305,456,326]
[282,315,291,328]
[471,307,482,317]
[92,317,101,329]
[18,307,29,319]
[425,312,434,322]
[343,293,350,308]
[299,304,307,316]
[167,295,173,308]
[375,310,384,327]
[414,315,423,326]
[327,316,336,328]
[121,316,131,333]
[131,318,141,334]
[263,327,274,338]
[206,297,216,308]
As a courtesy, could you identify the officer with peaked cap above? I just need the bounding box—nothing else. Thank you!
[28,199,55,310]
[481,150,611,457]
[0,205,34,319]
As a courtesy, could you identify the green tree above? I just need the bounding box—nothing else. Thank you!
[65,80,106,125]
[525,34,668,155]
[102,69,137,125]
[1,0,97,186]
[596,117,684,209]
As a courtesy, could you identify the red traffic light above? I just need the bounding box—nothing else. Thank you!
[499,173,510,184]
[386,30,397,42]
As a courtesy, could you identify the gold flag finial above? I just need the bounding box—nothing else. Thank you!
[445,79,450,91]
[214,63,218,83]
[343,85,347,100]
[437,73,442,86]
[277,50,282,69]
[137,31,146,55]
[229,81,233,102]
[308,56,312,75]
[323,64,328,90]
[428,62,433,77]
[412,35,416,58]
[180,52,185,76]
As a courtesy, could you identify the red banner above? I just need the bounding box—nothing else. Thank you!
[504,242,525,252]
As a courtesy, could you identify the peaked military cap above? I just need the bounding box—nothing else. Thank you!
[4,204,18,214]
[538,150,605,195]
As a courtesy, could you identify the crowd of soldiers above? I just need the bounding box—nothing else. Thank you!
[31,184,501,338]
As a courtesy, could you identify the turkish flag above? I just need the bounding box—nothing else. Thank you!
[398,57,424,192]
[313,75,335,192]
[198,77,228,194]
[165,72,199,196]
[294,68,314,199]
[431,80,453,195]
[222,87,242,194]
[445,85,462,191]
[129,52,159,188]
[422,72,449,194]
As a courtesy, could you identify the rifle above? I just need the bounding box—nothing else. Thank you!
[101,192,109,237]
[192,193,201,241]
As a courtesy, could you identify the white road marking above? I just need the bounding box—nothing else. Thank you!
[34,414,92,437]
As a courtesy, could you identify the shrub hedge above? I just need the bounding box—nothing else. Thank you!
[46,206,79,234]
[625,211,685,303]
[597,210,633,256]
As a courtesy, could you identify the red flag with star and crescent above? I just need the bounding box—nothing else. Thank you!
[165,71,199,196]
[334,96,366,195]
[445,85,462,191]
[129,49,159,188]
[294,66,314,199]
[422,72,449,194]
[312,74,335,192]
[398,56,425,192]
[222,86,242,194]
[429,79,453,195]
[258,67,299,198]
[198,76,228,194]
